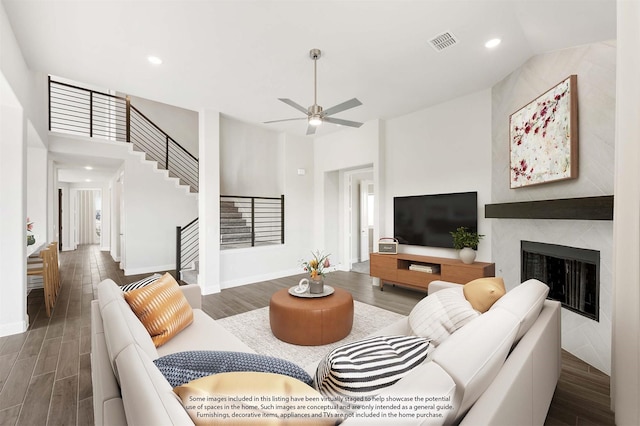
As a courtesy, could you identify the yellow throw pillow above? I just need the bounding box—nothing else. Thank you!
[124,272,193,347]
[463,277,507,313]
[174,372,338,425]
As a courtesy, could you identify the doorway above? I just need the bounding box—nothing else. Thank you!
[343,167,374,274]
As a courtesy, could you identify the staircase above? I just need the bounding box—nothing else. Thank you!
[48,77,284,286]
[220,201,252,247]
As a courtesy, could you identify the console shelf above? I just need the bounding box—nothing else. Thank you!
[370,252,495,292]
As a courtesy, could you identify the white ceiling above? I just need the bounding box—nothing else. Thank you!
[4,0,616,177]
[50,152,122,183]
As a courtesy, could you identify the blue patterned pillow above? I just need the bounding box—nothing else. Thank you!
[153,351,313,387]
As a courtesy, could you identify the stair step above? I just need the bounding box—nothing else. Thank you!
[180,268,198,285]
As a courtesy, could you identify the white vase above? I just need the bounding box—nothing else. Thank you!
[459,247,476,264]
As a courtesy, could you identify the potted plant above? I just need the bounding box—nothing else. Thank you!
[450,226,484,264]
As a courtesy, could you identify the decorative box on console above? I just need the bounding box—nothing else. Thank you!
[377,238,398,254]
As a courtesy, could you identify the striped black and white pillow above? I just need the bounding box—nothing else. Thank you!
[314,335,431,399]
[120,273,162,292]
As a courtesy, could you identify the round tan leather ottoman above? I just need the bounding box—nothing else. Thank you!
[269,287,354,346]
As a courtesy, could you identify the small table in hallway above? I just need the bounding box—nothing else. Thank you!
[269,287,354,346]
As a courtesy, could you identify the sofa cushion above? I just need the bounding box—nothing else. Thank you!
[153,350,312,387]
[120,273,162,292]
[156,309,255,357]
[490,278,549,342]
[97,278,126,313]
[431,307,519,421]
[314,335,431,398]
[174,372,337,425]
[409,287,479,346]
[116,344,192,426]
[98,282,158,383]
[124,273,194,347]
[463,277,506,313]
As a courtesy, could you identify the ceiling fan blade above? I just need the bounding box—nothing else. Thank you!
[322,98,362,117]
[278,98,309,115]
[323,116,364,128]
[306,125,317,136]
[263,117,307,124]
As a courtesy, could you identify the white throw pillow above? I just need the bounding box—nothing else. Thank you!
[408,287,479,346]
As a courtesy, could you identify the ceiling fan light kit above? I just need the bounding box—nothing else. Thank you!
[264,48,363,135]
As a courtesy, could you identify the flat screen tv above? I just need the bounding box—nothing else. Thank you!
[393,191,478,248]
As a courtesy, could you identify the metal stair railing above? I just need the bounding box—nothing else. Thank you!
[175,195,285,277]
[176,217,199,280]
[48,77,199,192]
[220,195,285,249]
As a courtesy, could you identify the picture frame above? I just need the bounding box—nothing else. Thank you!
[509,75,578,188]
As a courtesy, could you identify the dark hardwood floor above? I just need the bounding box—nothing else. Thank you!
[0,245,615,425]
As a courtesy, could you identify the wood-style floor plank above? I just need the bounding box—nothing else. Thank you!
[0,245,617,425]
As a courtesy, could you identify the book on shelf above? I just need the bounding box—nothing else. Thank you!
[409,264,440,274]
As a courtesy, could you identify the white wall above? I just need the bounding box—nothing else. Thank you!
[611,2,640,423]
[313,121,382,269]
[218,129,314,288]
[383,89,493,261]
[490,41,616,375]
[219,116,283,197]
[128,94,199,158]
[26,145,48,243]
[0,2,47,337]
[0,73,28,336]
[122,154,198,275]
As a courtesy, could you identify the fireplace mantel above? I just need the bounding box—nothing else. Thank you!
[485,195,614,221]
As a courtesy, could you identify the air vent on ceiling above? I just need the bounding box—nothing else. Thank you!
[429,31,458,52]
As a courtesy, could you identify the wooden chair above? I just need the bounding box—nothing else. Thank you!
[26,244,59,317]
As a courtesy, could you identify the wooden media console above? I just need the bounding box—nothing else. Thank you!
[370,252,495,292]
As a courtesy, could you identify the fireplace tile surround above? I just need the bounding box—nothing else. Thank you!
[490,41,616,375]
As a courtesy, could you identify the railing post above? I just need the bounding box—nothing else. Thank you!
[48,76,51,131]
[165,135,170,170]
[176,226,182,280]
[281,194,285,244]
[251,198,256,247]
[89,91,93,137]
[125,96,131,142]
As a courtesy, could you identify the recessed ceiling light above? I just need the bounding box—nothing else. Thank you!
[85,179,91,182]
[147,56,163,65]
[485,38,501,49]
[84,166,93,170]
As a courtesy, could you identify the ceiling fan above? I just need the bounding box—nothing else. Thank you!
[264,49,363,135]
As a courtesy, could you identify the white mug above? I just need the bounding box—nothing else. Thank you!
[295,278,309,293]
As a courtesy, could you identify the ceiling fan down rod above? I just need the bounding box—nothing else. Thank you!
[310,48,321,109]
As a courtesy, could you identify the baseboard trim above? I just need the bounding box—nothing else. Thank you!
[124,264,175,276]
[221,268,301,289]
[0,317,29,337]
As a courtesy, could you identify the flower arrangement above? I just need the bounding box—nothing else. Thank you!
[27,217,34,232]
[300,250,331,280]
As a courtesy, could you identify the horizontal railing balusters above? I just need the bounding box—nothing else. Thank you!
[219,195,284,249]
[49,78,199,194]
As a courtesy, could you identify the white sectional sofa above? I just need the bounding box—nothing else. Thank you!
[91,278,561,425]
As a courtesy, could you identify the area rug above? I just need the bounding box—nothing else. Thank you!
[217,301,405,368]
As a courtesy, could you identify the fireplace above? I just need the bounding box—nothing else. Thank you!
[521,240,599,321]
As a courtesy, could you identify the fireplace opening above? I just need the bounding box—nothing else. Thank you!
[521,240,599,321]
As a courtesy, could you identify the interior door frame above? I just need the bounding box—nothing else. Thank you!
[342,167,374,271]
[359,179,374,262]
[58,188,63,251]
